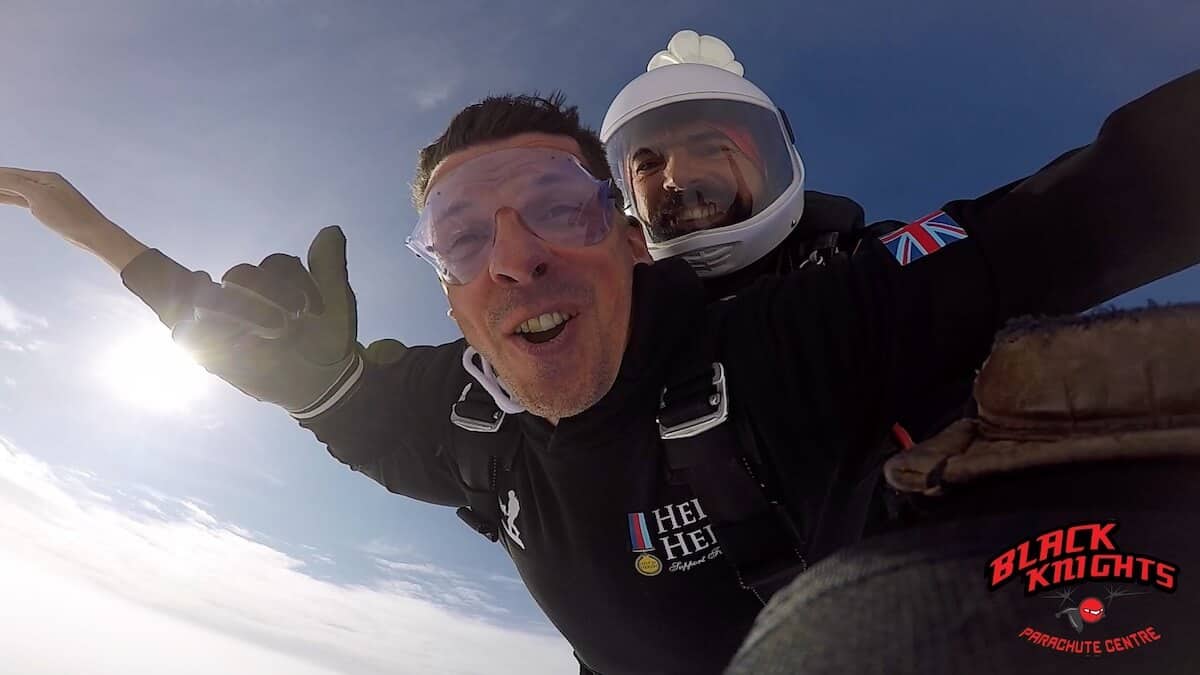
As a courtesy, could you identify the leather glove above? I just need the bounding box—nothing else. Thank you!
[121,226,363,419]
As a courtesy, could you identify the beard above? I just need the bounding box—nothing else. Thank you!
[646,185,754,243]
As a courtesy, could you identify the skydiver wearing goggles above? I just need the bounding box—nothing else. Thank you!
[5,30,1200,675]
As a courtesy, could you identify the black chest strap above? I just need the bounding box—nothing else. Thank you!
[449,381,520,542]
[658,319,808,604]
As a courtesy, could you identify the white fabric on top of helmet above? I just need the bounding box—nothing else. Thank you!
[646,29,744,77]
[601,64,775,143]
[603,29,769,142]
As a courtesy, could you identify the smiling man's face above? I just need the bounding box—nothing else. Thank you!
[627,120,767,242]
[431,132,651,422]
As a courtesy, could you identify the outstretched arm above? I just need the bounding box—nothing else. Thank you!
[1,169,469,505]
[860,66,1200,426]
[948,67,1200,318]
[0,168,148,272]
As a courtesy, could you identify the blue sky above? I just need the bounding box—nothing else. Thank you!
[1,1,1197,672]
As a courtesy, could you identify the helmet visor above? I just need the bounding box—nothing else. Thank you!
[605,99,794,245]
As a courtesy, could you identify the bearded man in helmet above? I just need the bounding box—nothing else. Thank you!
[600,31,969,446]
[603,31,825,287]
[5,28,1200,675]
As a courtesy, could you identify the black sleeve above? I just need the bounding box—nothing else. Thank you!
[733,235,998,469]
[839,65,1200,435]
[737,67,1200,491]
[946,67,1200,319]
[300,338,472,508]
[121,248,216,327]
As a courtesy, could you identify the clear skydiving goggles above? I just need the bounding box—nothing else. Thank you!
[406,147,622,285]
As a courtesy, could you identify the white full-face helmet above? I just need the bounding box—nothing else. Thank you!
[601,30,805,277]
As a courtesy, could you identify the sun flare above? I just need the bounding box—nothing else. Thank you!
[95,326,211,413]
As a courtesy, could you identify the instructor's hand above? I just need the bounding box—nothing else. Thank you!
[169,226,364,419]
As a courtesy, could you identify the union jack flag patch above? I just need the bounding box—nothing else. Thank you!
[878,210,968,266]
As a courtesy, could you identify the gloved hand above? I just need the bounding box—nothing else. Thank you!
[126,226,363,419]
[1,168,362,418]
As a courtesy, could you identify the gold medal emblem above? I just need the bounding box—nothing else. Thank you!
[635,553,663,577]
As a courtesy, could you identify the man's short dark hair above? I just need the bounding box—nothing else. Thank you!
[412,92,610,209]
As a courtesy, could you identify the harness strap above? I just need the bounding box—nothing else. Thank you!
[659,317,808,603]
[450,379,520,543]
[663,419,808,601]
[456,504,500,542]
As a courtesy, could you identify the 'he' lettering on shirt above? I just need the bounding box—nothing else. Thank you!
[653,498,707,533]
[651,498,718,562]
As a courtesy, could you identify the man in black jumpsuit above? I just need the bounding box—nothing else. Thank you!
[3,69,1198,674]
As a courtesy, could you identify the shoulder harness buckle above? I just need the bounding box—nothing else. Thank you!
[450,382,506,433]
[658,362,730,440]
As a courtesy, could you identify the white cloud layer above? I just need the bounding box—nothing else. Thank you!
[0,436,574,674]
[0,293,48,334]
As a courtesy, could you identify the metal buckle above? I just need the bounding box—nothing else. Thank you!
[449,383,506,433]
[658,362,729,440]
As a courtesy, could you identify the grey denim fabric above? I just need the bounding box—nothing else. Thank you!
[728,509,1200,675]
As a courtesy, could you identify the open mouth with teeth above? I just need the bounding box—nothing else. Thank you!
[514,311,576,344]
[677,203,723,227]
[651,194,751,240]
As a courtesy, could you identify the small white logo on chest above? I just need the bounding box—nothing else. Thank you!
[499,489,525,550]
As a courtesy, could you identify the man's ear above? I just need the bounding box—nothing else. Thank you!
[624,215,653,265]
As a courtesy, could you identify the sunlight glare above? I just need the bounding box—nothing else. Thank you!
[95,325,212,413]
